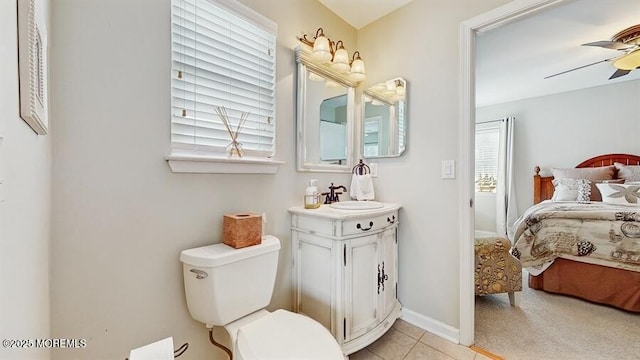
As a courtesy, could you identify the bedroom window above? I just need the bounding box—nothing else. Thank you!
[475,124,500,192]
[168,0,281,173]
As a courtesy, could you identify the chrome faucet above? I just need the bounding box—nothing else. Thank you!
[322,183,347,204]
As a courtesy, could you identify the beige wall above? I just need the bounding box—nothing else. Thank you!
[50,0,355,359]
[477,79,640,218]
[48,0,520,358]
[0,1,51,360]
[356,0,508,333]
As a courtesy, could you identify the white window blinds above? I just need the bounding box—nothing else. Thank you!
[475,124,500,192]
[171,0,277,158]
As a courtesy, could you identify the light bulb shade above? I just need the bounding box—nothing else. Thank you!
[349,58,366,81]
[331,48,350,73]
[312,35,332,62]
[308,72,325,81]
[325,80,340,88]
[613,50,640,70]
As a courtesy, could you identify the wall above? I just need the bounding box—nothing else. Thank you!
[356,0,509,338]
[477,79,640,217]
[48,0,522,358]
[49,0,355,359]
[0,1,52,359]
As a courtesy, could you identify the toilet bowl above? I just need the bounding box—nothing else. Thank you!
[228,309,343,360]
[180,235,344,360]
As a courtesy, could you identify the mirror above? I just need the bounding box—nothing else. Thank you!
[296,47,355,172]
[361,78,407,158]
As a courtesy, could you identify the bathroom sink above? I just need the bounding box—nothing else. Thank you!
[330,201,384,210]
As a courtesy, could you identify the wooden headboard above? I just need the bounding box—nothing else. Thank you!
[533,153,640,204]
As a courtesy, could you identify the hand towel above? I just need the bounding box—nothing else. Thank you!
[350,173,375,201]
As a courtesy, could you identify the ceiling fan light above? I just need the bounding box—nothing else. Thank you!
[613,50,640,71]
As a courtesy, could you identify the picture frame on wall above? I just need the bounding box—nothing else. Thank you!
[17,0,48,135]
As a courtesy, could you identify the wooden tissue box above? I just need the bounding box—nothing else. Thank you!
[223,213,262,249]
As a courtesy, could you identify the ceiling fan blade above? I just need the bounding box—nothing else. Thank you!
[582,41,635,51]
[544,57,616,79]
[609,69,631,80]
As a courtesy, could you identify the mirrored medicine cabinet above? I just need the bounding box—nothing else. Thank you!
[296,46,356,173]
[296,46,408,172]
[361,78,407,158]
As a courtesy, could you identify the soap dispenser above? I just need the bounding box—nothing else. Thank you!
[304,179,321,209]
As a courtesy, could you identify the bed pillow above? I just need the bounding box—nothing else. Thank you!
[614,162,640,182]
[596,183,640,205]
[551,179,591,202]
[551,166,615,201]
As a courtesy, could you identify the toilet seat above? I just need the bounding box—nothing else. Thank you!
[236,309,344,360]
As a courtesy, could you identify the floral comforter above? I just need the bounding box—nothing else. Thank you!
[511,200,640,274]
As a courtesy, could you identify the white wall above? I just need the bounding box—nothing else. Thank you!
[0,1,51,359]
[477,79,640,216]
[49,0,355,359]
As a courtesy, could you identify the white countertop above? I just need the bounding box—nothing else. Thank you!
[288,202,401,220]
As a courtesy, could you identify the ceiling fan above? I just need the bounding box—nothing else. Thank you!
[545,24,640,80]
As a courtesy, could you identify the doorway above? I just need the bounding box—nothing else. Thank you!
[458,0,570,346]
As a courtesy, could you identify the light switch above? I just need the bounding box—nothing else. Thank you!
[369,163,378,177]
[442,160,456,179]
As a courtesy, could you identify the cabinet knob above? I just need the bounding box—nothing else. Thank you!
[387,215,396,224]
[356,221,374,231]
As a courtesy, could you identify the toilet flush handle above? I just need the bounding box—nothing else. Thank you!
[190,269,208,279]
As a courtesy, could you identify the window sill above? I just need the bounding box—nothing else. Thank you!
[166,154,284,174]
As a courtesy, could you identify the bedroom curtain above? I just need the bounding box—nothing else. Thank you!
[496,116,518,239]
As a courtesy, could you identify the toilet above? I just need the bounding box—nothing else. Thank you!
[180,235,344,360]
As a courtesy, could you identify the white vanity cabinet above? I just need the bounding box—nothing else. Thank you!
[289,203,401,355]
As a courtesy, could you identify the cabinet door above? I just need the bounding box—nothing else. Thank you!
[379,227,398,320]
[296,233,335,332]
[344,235,379,341]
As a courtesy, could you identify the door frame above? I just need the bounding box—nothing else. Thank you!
[458,0,570,346]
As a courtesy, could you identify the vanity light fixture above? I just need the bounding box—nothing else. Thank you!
[308,72,325,81]
[298,27,366,82]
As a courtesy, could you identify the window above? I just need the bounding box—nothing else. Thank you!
[475,124,500,192]
[169,0,278,171]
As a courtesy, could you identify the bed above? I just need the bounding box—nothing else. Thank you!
[512,153,640,312]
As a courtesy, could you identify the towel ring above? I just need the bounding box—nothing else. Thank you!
[352,159,370,175]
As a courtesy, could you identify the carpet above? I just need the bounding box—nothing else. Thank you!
[474,273,640,360]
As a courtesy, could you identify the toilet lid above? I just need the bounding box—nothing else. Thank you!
[236,310,344,360]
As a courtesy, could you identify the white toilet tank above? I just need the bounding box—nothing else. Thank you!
[180,235,281,327]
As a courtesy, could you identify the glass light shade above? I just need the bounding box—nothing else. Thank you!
[349,58,366,81]
[613,50,640,70]
[383,80,396,95]
[308,72,325,81]
[312,35,332,62]
[331,48,350,73]
[325,80,340,88]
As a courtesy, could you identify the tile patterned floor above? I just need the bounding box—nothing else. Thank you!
[350,320,493,360]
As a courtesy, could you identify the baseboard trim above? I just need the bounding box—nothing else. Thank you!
[400,307,460,344]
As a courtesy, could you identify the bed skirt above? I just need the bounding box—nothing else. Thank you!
[528,258,640,313]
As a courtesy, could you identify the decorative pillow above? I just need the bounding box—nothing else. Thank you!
[551,179,591,202]
[552,166,615,201]
[614,162,640,182]
[595,183,640,205]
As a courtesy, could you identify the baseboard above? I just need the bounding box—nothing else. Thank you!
[400,307,460,344]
